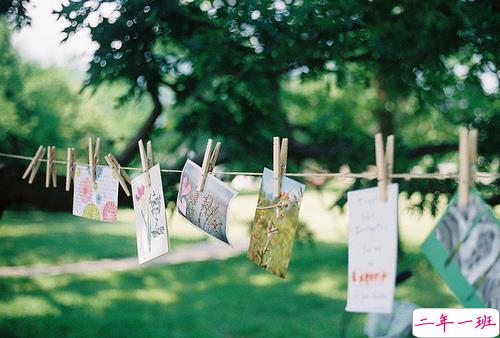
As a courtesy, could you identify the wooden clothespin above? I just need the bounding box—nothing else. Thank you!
[138,139,154,186]
[45,146,57,188]
[197,139,221,192]
[273,136,288,198]
[88,137,100,183]
[458,127,478,207]
[375,133,394,201]
[105,153,132,196]
[65,147,76,191]
[22,145,46,184]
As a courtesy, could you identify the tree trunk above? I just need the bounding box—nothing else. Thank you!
[117,89,163,165]
[269,74,287,133]
[374,78,395,136]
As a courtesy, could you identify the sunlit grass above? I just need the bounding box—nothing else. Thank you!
[0,210,203,266]
[0,190,486,337]
[0,243,459,337]
[0,190,449,266]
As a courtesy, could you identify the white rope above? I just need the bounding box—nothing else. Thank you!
[0,151,499,180]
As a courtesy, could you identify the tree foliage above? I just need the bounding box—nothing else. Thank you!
[3,0,500,207]
[0,18,151,162]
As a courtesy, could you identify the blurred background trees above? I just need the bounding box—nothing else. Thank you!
[0,0,498,213]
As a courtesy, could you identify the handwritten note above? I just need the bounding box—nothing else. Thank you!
[72,165,119,222]
[131,164,169,264]
[346,183,398,313]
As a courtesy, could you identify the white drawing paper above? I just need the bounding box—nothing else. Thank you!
[346,183,399,313]
[72,165,119,222]
[131,164,169,264]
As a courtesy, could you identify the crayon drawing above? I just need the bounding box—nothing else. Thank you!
[422,189,500,310]
[247,168,305,279]
[72,165,119,222]
[131,164,169,264]
[176,159,237,244]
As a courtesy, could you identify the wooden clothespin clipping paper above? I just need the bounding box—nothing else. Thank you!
[65,147,76,191]
[197,139,221,192]
[45,146,57,188]
[138,140,154,186]
[88,137,100,184]
[22,145,46,184]
[375,133,394,201]
[105,153,132,196]
[273,136,288,198]
[458,128,478,207]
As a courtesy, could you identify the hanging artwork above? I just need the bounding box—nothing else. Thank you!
[247,168,305,279]
[72,165,119,222]
[346,183,399,314]
[131,164,169,264]
[176,159,237,244]
[421,189,500,310]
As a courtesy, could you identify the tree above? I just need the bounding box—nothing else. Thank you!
[0,18,152,214]
[2,0,499,208]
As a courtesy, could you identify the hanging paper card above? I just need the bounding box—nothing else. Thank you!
[421,189,500,310]
[346,183,398,313]
[72,165,119,222]
[131,164,169,264]
[247,168,305,279]
[176,159,237,244]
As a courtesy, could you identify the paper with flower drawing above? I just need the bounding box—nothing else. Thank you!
[421,189,500,310]
[346,183,398,314]
[247,168,305,279]
[176,159,237,244]
[131,164,169,264]
[72,165,119,222]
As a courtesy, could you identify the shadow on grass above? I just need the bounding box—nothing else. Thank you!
[0,211,198,266]
[0,243,457,337]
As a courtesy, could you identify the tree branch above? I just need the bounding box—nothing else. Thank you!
[117,88,163,165]
[408,143,457,157]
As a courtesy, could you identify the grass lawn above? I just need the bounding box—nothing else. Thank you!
[0,190,481,337]
[0,243,458,337]
[0,190,445,266]
[0,210,205,266]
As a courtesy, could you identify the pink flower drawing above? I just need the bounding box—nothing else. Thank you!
[102,201,118,222]
[79,177,93,203]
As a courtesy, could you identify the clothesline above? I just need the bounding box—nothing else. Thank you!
[1,151,499,181]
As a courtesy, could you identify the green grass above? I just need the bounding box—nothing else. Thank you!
[0,210,203,266]
[0,243,457,337]
[0,191,479,337]
[0,191,449,266]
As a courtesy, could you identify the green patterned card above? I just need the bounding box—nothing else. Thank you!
[421,189,499,310]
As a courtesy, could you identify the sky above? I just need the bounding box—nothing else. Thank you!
[11,0,95,73]
[10,0,499,94]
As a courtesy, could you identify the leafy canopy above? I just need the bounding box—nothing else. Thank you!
[3,0,499,206]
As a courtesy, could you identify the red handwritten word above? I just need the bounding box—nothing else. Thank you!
[435,314,454,333]
[414,318,434,326]
[415,314,497,332]
[476,315,497,329]
[351,271,387,284]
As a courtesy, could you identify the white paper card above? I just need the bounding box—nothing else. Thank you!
[176,159,237,245]
[72,165,119,222]
[131,164,169,264]
[346,183,399,313]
